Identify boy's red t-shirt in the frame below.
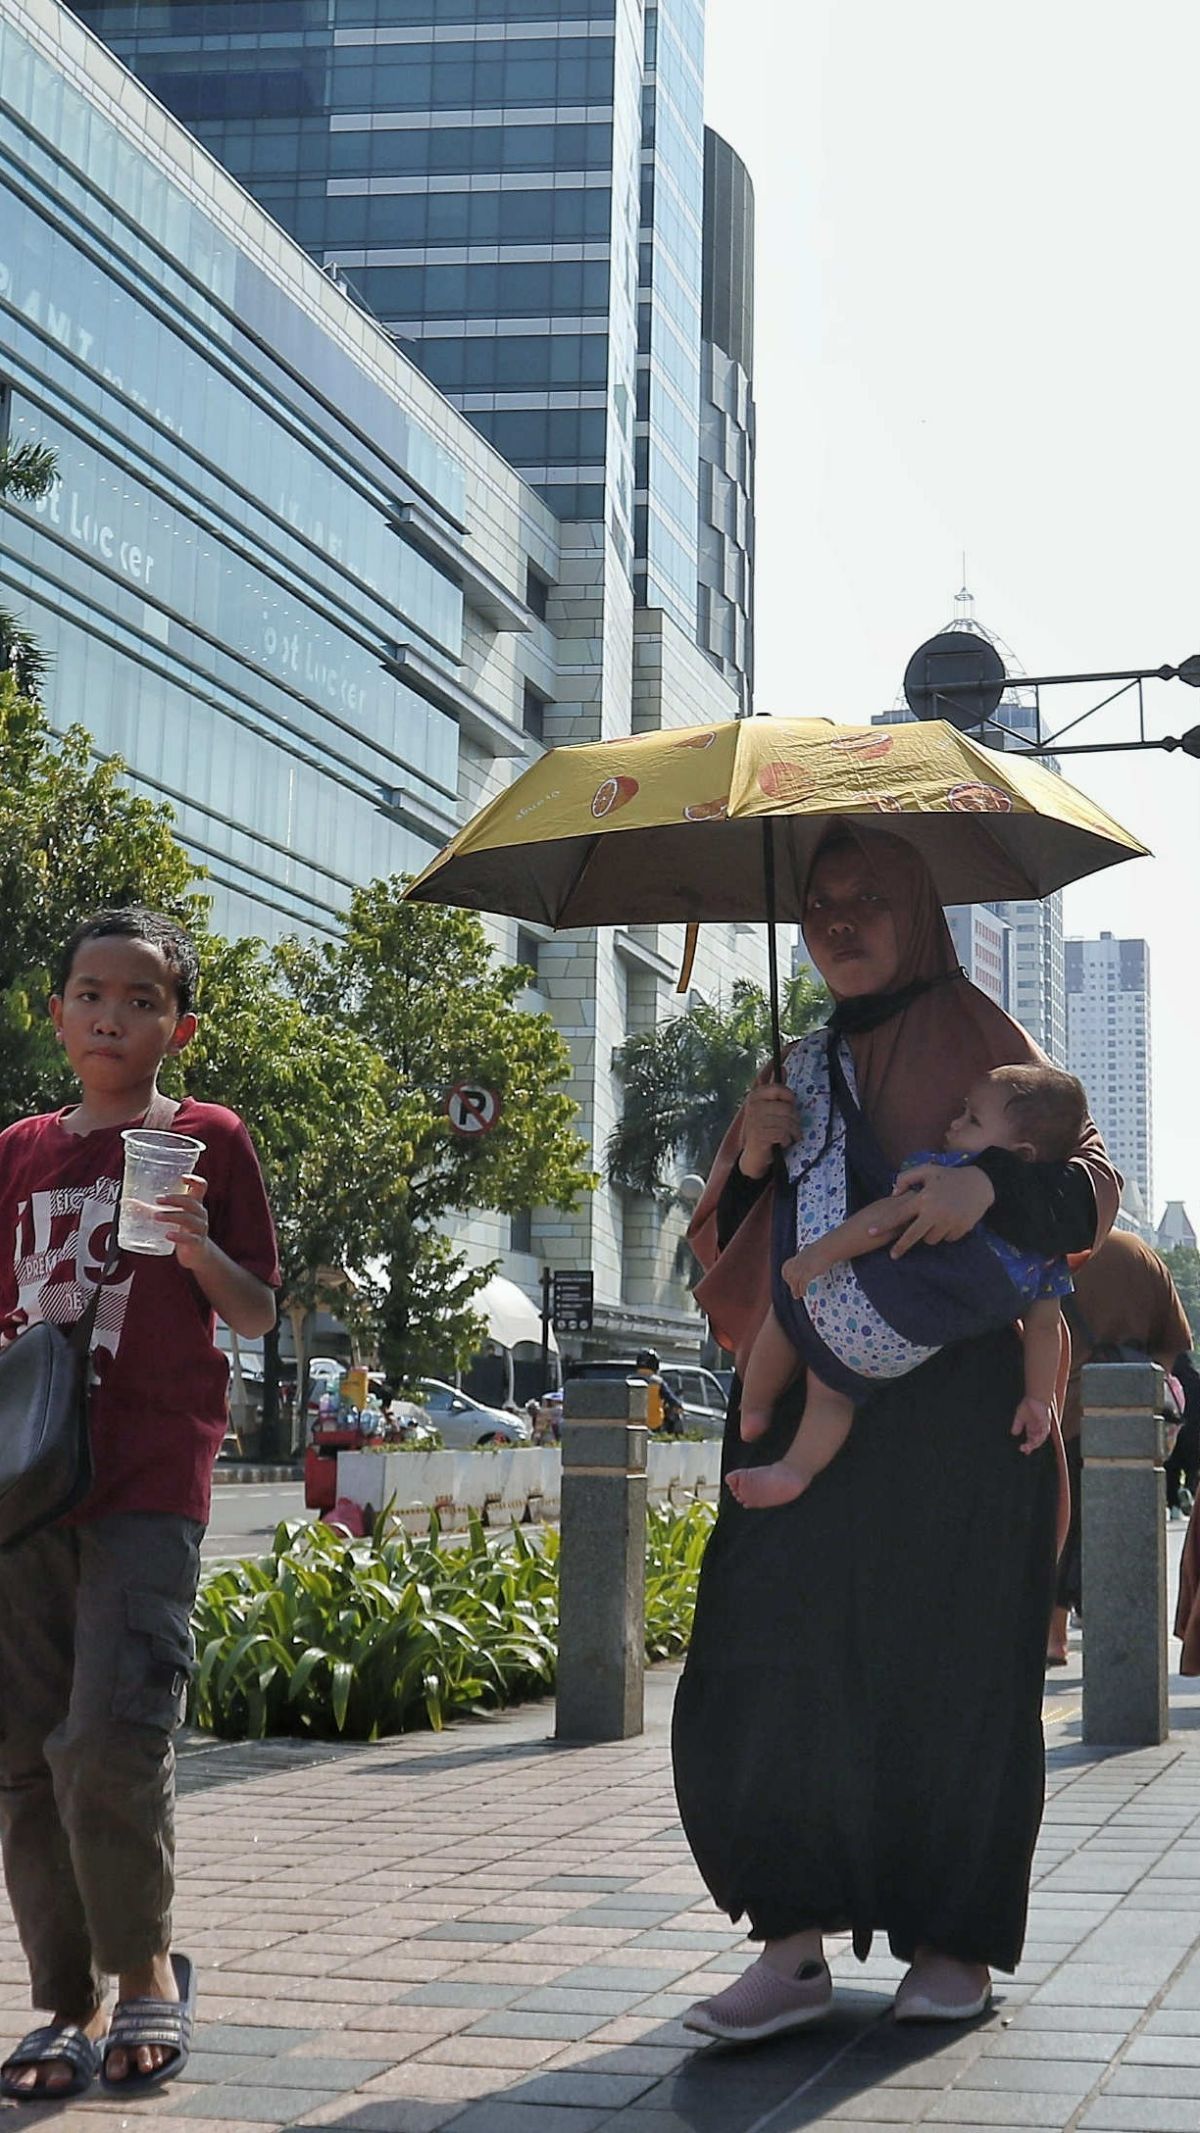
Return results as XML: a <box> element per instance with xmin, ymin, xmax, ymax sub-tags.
<box><xmin>0</xmin><ymin>1098</ymin><xmax>280</xmax><ymax>1525</ymax></box>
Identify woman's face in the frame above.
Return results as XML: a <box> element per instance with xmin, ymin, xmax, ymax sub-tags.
<box><xmin>802</xmin><ymin>846</ymin><xmax>903</xmax><ymax>999</ymax></box>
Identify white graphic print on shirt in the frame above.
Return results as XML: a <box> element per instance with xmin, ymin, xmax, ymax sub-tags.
<box><xmin>12</xmin><ymin>1176</ymin><xmax>134</xmax><ymax>1374</ymax></box>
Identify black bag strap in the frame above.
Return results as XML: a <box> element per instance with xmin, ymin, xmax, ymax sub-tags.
<box><xmin>1062</xmin><ymin>1290</ymin><xmax>1096</xmax><ymax>1355</ymax></box>
<box><xmin>64</xmin><ymin>1091</ymin><xmax>182</xmax><ymax>1360</ymax></box>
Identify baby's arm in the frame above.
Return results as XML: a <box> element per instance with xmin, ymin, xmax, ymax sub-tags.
<box><xmin>1012</xmin><ymin>1296</ymin><xmax>1062</xmax><ymax>1453</ymax></box>
<box><xmin>782</xmin><ymin>1193</ymin><xmax>913</xmax><ymax>1298</ymax></box>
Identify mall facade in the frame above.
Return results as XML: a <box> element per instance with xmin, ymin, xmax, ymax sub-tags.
<box><xmin>2</xmin><ymin>0</ymin><xmax>763</xmax><ymax>1356</ymax></box>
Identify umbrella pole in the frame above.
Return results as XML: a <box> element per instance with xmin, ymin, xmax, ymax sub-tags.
<box><xmin>763</xmin><ymin>819</ymin><xmax>784</xmax><ymax>1083</ymax></box>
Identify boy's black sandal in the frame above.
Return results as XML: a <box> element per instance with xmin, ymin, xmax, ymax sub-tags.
<box><xmin>100</xmin><ymin>1952</ymin><xmax>196</xmax><ymax>2093</ymax></box>
<box><xmin>0</xmin><ymin>2023</ymin><xmax>106</xmax><ymax>2099</ymax></box>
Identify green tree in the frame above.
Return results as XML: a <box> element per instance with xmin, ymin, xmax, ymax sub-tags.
<box><xmin>278</xmin><ymin>881</ymin><xmax>596</xmax><ymax>1384</ymax></box>
<box><xmin>1</xmin><ymin>439</ymin><xmax>58</xmax><ymax>696</ymax></box>
<box><xmin>0</xmin><ymin>438</ymin><xmax>58</xmax><ymax>501</ymax></box>
<box><xmin>0</xmin><ymin>678</ymin><xmax>204</xmax><ymax>1129</ymax></box>
<box><xmin>178</xmin><ymin>931</ymin><xmax>421</xmax><ymax>1452</ymax></box>
<box><xmin>607</xmin><ymin>970</ymin><xmax>831</xmax><ymax>1196</ymax></box>
<box><xmin>1162</xmin><ymin>1245</ymin><xmax>1200</xmax><ymax>1334</ymax></box>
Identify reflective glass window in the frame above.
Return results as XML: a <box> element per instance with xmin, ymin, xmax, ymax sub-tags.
<box><xmin>497</xmin><ymin>262</ymin><xmax>553</xmax><ymax>312</ymax></box>
<box><xmin>501</xmin><ymin>125</ymin><xmax>555</xmax><ymax>171</ymax></box>
<box><xmin>467</xmin><ymin>192</ymin><xmax>501</xmax><ymax>242</ymax></box>
<box><xmin>427</xmin><ymin>193</ymin><xmax>470</xmax><ymax>242</ymax></box>
<box><xmin>424</xmin><ymin>62</ymin><xmax>469</xmax><ymax>107</ymax></box>
<box><xmin>499</xmin><ymin>192</ymin><xmax>555</xmax><ymax>243</ymax></box>
<box><xmin>416</xmin><ymin>340</ymin><xmax>465</xmax><ymax>391</ymax></box>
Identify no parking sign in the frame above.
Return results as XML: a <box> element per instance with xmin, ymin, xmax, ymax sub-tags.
<box><xmin>444</xmin><ymin>1081</ymin><xmax>503</xmax><ymax>1138</ymax></box>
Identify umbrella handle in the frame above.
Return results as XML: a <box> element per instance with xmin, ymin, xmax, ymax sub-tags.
<box><xmin>763</xmin><ymin>820</ymin><xmax>784</xmax><ymax>1083</ymax></box>
<box><xmin>676</xmin><ymin>921</ymin><xmax>700</xmax><ymax>994</ymax></box>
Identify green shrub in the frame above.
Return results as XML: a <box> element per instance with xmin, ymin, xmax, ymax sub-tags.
<box><xmin>643</xmin><ymin>1500</ymin><xmax>715</xmax><ymax>1660</ymax></box>
<box><xmin>191</xmin><ymin>1499</ymin><xmax>716</xmax><ymax>1741</ymax></box>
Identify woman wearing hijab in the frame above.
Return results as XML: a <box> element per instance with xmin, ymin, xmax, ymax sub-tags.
<box><xmin>673</xmin><ymin>824</ymin><xmax>1118</xmax><ymax>2043</ymax></box>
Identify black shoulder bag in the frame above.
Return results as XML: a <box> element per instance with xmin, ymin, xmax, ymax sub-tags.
<box><xmin>0</xmin><ymin>1094</ymin><xmax>178</xmax><ymax>1552</ymax></box>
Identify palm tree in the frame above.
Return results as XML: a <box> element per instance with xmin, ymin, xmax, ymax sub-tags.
<box><xmin>0</xmin><ymin>440</ymin><xmax>59</xmax><ymax>502</ymax></box>
<box><xmin>607</xmin><ymin>971</ymin><xmax>830</xmax><ymax>1196</ymax></box>
<box><xmin>0</xmin><ymin>439</ymin><xmax>57</xmax><ymax>697</ymax></box>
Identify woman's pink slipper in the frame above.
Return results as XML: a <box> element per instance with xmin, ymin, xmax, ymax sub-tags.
<box><xmin>683</xmin><ymin>1957</ymin><xmax>832</xmax><ymax>2044</ymax></box>
<box><xmin>893</xmin><ymin>1960</ymin><xmax>992</xmax><ymax>2023</ymax></box>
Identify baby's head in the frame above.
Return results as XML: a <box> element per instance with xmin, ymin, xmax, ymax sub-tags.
<box><xmin>944</xmin><ymin>1064</ymin><xmax>1087</xmax><ymax>1164</ymax></box>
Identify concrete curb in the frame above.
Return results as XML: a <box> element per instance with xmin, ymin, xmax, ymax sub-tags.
<box><xmin>212</xmin><ymin>1463</ymin><xmax>302</xmax><ymax>1485</ymax></box>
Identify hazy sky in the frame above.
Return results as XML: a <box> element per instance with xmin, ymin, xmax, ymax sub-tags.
<box><xmin>704</xmin><ymin>0</ymin><xmax>1200</xmax><ymax>1236</ymax></box>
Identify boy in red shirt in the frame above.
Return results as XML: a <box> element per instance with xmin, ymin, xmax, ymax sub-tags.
<box><xmin>0</xmin><ymin>908</ymin><xmax>278</xmax><ymax>2100</ymax></box>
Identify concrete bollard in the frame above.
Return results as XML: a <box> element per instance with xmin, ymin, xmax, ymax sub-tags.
<box><xmin>555</xmin><ymin>1378</ymin><xmax>649</xmax><ymax>1742</ymax></box>
<box><xmin>1081</xmin><ymin>1360</ymin><xmax>1168</xmax><ymax>1748</ymax></box>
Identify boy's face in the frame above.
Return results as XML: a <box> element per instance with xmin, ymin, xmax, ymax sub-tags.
<box><xmin>50</xmin><ymin>934</ymin><xmax>196</xmax><ymax>1092</ymax></box>
<box><xmin>944</xmin><ymin>1076</ymin><xmax>1025</xmax><ymax>1159</ymax></box>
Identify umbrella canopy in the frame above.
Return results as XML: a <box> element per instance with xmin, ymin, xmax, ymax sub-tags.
<box><xmin>405</xmin><ymin>716</ymin><xmax>1149</xmax><ymax>927</ymax></box>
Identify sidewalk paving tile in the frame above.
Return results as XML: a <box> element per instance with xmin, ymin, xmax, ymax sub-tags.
<box><xmin>184</xmin><ymin>2052</ymin><xmax>386</xmax><ymax>2087</ymax></box>
<box><xmin>6</xmin><ymin>1666</ymin><xmax>1200</xmax><ymax>2133</ymax></box>
<box><xmin>1105</xmin><ymin>2063</ymin><xmax>1200</xmax><ymax>2096</ymax></box>
<box><xmin>399</xmin><ymin>1980</ymin><xmax>522</xmax><ymax>2008</ymax></box>
<box><xmin>510</xmin><ymin>1987</ymin><xmax>652</xmax><ymax>2016</ymax></box>
<box><xmin>987</xmin><ymin>2030</ymin><xmax>1128</xmax><ymax>2061</ymax></box>
<box><xmin>419</xmin><ymin>2034</ymin><xmax>565</xmax><ymax>2068</ymax></box>
<box><xmin>465</xmin><ymin>2010</ymin><xmax>604</xmax><ymax>2040</ymax></box>
<box><xmin>950</xmin><ymin>2057</ymin><xmax>1106</xmax><ymax>2095</ymax></box>
<box><xmin>433</xmin><ymin>2106</ymin><xmax>611</xmax><ymax>2133</ymax></box>
<box><xmin>294</xmin><ymin>2103</ymin><xmax>458</xmax><ymax>2131</ymax></box>
<box><xmin>175</xmin><ymin>2084</ymin><xmax>345</xmax><ymax>2119</ymax></box>
<box><xmin>924</xmin><ymin>2094</ymin><xmax>1097</xmax><ymax>2124</ymax></box>
<box><xmin>1125</xmin><ymin>2032</ymin><xmax>1200</xmax><ymax>2063</ymax></box>
<box><xmin>1080</xmin><ymin>2105</ymin><xmax>1200</xmax><ymax>2131</ymax></box>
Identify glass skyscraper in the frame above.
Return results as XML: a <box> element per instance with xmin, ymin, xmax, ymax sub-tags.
<box><xmin>26</xmin><ymin>0</ymin><xmax>765</xmax><ymax>1352</ymax></box>
<box><xmin>1</xmin><ymin>0</ymin><xmax>555</xmax><ymax>948</ymax></box>
<box><xmin>67</xmin><ymin>0</ymin><xmax>751</xmax><ymax>703</ymax></box>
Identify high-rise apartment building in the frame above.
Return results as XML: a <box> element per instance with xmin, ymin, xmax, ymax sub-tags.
<box><xmin>37</xmin><ymin>0</ymin><xmax>765</xmax><ymax>1360</ymax></box>
<box><xmin>1066</xmin><ymin>933</ymin><xmax>1152</xmax><ymax>1228</ymax></box>
<box><xmin>876</xmin><ymin>586</ymin><xmax>1067</xmax><ymax>1064</ymax></box>
<box><xmin>696</xmin><ymin>126</ymin><xmax>754</xmax><ymax>707</ymax></box>
<box><xmin>945</xmin><ymin>906</ymin><xmax>1011</xmax><ymax>1012</ymax></box>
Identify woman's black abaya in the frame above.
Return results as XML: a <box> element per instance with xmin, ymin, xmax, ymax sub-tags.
<box><xmin>671</xmin><ymin>1324</ymin><xmax>1059</xmax><ymax>1973</ymax></box>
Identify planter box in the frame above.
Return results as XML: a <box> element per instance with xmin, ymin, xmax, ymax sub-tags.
<box><xmin>336</xmin><ymin>1442</ymin><xmax>719</xmax><ymax>1524</ymax></box>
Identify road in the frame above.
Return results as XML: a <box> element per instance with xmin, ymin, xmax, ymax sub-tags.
<box><xmin>203</xmin><ymin>1479</ymin><xmax>308</xmax><ymax>1564</ymax></box>
<box><xmin>201</xmin><ymin>1477</ymin><xmax>552</xmax><ymax>1567</ymax></box>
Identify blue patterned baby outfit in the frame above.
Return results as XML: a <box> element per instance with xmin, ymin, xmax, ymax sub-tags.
<box><xmin>898</xmin><ymin>1151</ymin><xmax>1073</xmax><ymax>1308</ymax></box>
<box><xmin>776</xmin><ymin>1033</ymin><xmax>1069</xmax><ymax>1398</ymax></box>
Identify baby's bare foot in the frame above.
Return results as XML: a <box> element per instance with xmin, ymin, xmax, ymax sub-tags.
<box><xmin>727</xmin><ymin>1462</ymin><xmax>811</xmax><ymax>1509</ymax></box>
<box><xmin>739</xmin><ymin>1406</ymin><xmax>772</xmax><ymax>1442</ymax></box>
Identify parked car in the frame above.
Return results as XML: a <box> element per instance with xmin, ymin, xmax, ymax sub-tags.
<box><xmin>564</xmin><ymin>1358</ymin><xmax>726</xmax><ymax>1439</ymax></box>
<box><xmin>565</xmin><ymin>1357</ymin><xmax>678</xmax><ymax>1431</ymax></box>
<box><xmin>415</xmin><ymin>1379</ymin><xmax>533</xmax><ymax>1449</ymax></box>
<box><xmin>661</xmin><ymin>1365</ymin><xmax>729</xmax><ymax>1438</ymax></box>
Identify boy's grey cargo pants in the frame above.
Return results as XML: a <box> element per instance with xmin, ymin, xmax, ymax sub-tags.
<box><xmin>0</xmin><ymin>1512</ymin><xmax>201</xmax><ymax>2019</ymax></box>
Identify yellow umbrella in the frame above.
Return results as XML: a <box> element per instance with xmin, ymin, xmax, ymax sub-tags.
<box><xmin>407</xmin><ymin>715</ymin><xmax>1148</xmax><ymax>1073</ymax></box>
<box><xmin>406</xmin><ymin>715</ymin><xmax>1148</xmax><ymax>927</ymax></box>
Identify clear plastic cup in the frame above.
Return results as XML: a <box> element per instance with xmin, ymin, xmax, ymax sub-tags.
<box><xmin>118</xmin><ymin>1129</ymin><xmax>206</xmax><ymax>1256</ymax></box>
